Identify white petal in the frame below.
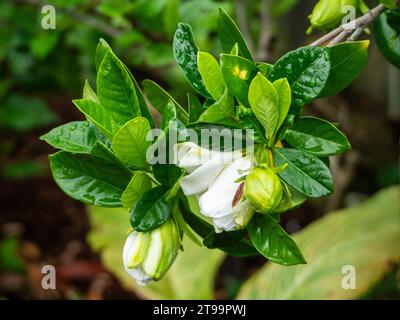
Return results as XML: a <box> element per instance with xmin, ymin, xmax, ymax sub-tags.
<box><xmin>180</xmin><ymin>160</ymin><xmax>226</xmax><ymax>196</ymax></box>
<box><xmin>122</xmin><ymin>232</ymin><xmax>153</xmax><ymax>285</ymax></box>
<box><xmin>212</xmin><ymin>215</ymin><xmax>237</xmax><ymax>233</ymax></box>
<box><xmin>199</xmin><ymin>156</ymin><xmax>252</xmax><ymax>218</ymax></box>
<box><xmin>175</xmin><ymin>142</ymin><xmax>242</xmax><ymax>173</ymax></box>
<box><xmin>178</xmin><ymin>146</ymin><xmax>214</xmax><ymax>173</ymax></box>
<box><xmin>122</xmin><ymin>232</ymin><xmax>137</xmax><ymax>266</ymax></box>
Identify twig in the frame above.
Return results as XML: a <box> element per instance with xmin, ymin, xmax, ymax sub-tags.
<box><xmin>310</xmin><ymin>4</ymin><xmax>386</xmax><ymax>46</ymax></box>
<box><xmin>234</xmin><ymin>0</ymin><xmax>254</xmax><ymax>52</ymax></box>
<box><xmin>256</xmin><ymin>0</ymin><xmax>272</xmax><ymax>61</ymax></box>
<box><xmin>347</xmin><ymin>26</ymin><xmax>364</xmax><ymax>42</ymax></box>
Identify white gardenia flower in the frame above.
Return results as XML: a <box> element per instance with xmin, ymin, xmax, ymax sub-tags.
<box><xmin>122</xmin><ymin>218</ymin><xmax>181</xmax><ymax>286</ymax></box>
<box><xmin>175</xmin><ymin>142</ymin><xmax>254</xmax><ymax>233</ymax></box>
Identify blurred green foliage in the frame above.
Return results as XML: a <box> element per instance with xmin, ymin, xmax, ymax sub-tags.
<box><xmin>0</xmin><ymin>236</ymin><xmax>25</xmax><ymax>274</ymax></box>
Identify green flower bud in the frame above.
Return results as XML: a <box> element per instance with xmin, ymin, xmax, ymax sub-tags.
<box><xmin>244</xmin><ymin>167</ymin><xmax>283</xmax><ymax>213</ymax></box>
<box><xmin>309</xmin><ymin>0</ymin><xmax>358</xmax><ymax>30</ymax></box>
<box><xmin>123</xmin><ymin>218</ymin><xmax>181</xmax><ymax>285</ymax></box>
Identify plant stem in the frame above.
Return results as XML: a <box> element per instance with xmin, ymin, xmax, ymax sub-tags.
<box><xmin>310</xmin><ymin>4</ymin><xmax>386</xmax><ymax>46</ymax></box>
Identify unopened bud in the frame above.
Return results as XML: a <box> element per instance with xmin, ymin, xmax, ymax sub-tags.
<box><xmin>123</xmin><ymin>218</ymin><xmax>181</xmax><ymax>285</ymax></box>
<box><xmin>309</xmin><ymin>0</ymin><xmax>357</xmax><ymax>31</ymax></box>
<box><xmin>244</xmin><ymin>167</ymin><xmax>283</xmax><ymax>213</ymax></box>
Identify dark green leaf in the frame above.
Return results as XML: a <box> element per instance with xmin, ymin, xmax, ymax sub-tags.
<box><xmin>73</xmin><ymin>99</ymin><xmax>117</xmax><ymax>140</ymax></box>
<box><xmin>248</xmin><ymin>214</ymin><xmax>306</xmax><ymax>265</ymax></box>
<box><xmin>49</xmin><ymin>151</ymin><xmax>131</xmax><ymax>207</ymax></box>
<box><xmin>153</xmin><ymin>163</ymin><xmax>183</xmax><ymax>187</ymax></box>
<box><xmin>218</xmin><ymin>8</ymin><xmax>253</xmax><ymax>61</ymax></box>
<box><xmin>91</xmin><ymin>141</ymin><xmax>131</xmax><ymax>173</ymax></box>
<box><xmin>121</xmin><ymin>172</ymin><xmax>152</xmax><ymax>210</ymax></box>
<box><xmin>111</xmin><ymin>117</ymin><xmax>152</xmax><ymax>170</ymax></box>
<box><xmin>188</xmin><ymin>93</ymin><xmax>204</xmax><ymax>123</ymax></box>
<box><xmin>97</xmin><ymin>51</ymin><xmax>140</xmax><ymax>126</ymax></box>
<box><xmin>130</xmin><ymin>186</ymin><xmax>173</xmax><ymax>232</ymax></box>
<box><xmin>284</xmin><ymin>116</ymin><xmax>351</xmax><ymax>156</ymax></box>
<box><xmin>173</xmin><ymin>23</ymin><xmax>211</xmax><ymax>98</ymax></box>
<box><xmin>272</xmin><ymin>148</ymin><xmax>333</xmax><ymax>197</ymax></box>
<box><xmin>161</xmin><ymin>100</ymin><xmax>177</xmax><ymax>131</ymax></box>
<box><xmin>320</xmin><ymin>41</ymin><xmax>369</xmax><ymax>97</ymax></box>
<box><xmin>203</xmin><ymin>230</ymin><xmax>259</xmax><ymax>257</ymax></box>
<box><xmin>40</xmin><ymin>121</ymin><xmax>99</xmax><ymax>153</ymax></box>
<box><xmin>124</xmin><ymin>65</ymin><xmax>156</xmax><ymax>128</ymax></box>
<box><xmin>220</xmin><ymin>54</ymin><xmax>257</xmax><ymax>107</ymax></box>
<box><xmin>269</xmin><ymin>46</ymin><xmax>330</xmax><ymax>107</ymax></box>
<box><xmin>94</xmin><ymin>39</ymin><xmax>155</xmax><ymax>128</ymax></box>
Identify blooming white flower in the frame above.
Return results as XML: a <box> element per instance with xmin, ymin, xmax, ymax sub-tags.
<box><xmin>175</xmin><ymin>142</ymin><xmax>254</xmax><ymax>233</ymax></box>
<box><xmin>122</xmin><ymin>218</ymin><xmax>181</xmax><ymax>286</ymax></box>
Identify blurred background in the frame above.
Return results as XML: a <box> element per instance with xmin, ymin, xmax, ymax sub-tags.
<box><xmin>0</xmin><ymin>0</ymin><xmax>399</xmax><ymax>300</ymax></box>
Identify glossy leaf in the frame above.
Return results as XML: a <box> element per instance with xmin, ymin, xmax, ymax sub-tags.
<box><xmin>111</xmin><ymin>117</ymin><xmax>152</xmax><ymax>170</ymax></box>
<box><xmin>248</xmin><ymin>214</ymin><xmax>306</xmax><ymax>265</ymax></box>
<box><xmin>173</xmin><ymin>23</ymin><xmax>210</xmax><ymax>98</ymax></box>
<box><xmin>83</xmin><ymin>80</ymin><xmax>99</xmax><ymax>103</ymax></box>
<box><xmin>275</xmin><ymin>185</ymin><xmax>307</xmax><ymax>214</ymax></box>
<box><xmin>218</xmin><ymin>8</ymin><xmax>253</xmax><ymax>61</ymax></box>
<box><xmin>238</xmin><ymin>187</ymin><xmax>400</xmax><ymax>299</ymax></box>
<box><xmin>257</xmin><ymin>62</ymin><xmax>274</xmax><ymax>76</ymax></box>
<box><xmin>160</xmin><ymin>100</ymin><xmax>177</xmax><ymax>131</ymax></box>
<box><xmin>142</xmin><ymin>79</ymin><xmax>188</xmax><ymax>124</ymax></box>
<box><xmin>121</xmin><ymin>172</ymin><xmax>152</xmax><ymax>210</ymax></box>
<box><xmin>123</xmin><ymin>65</ymin><xmax>156</xmax><ymax>128</ymax></box>
<box><xmin>91</xmin><ymin>141</ymin><xmax>130</xmax><ymax>172</ymax></box>
<box><xmin>284</xmin><ymin>116</ymin><xmax>351</xmax><ymax>156</ymax></box>
<box><xmin>273</xmin><ymin>148</ymin><xmax>333</xmax><ymax>197</ymax></box>
<box><xmin>220</xmin><ymin>54</ymin><xmax>257</xmax><ymax>107</ymax></box>
<box><xmin>130</xmin><ymin>186</ymin><xmax>173</xmax><ymax>232</ymax></box>
<box><xmin>197</xmin><ymin>51</ymin><xmax>225</xmax><ymax>101</ymax></box>
<box><xmin>95</xmin><ymin>38</ymin><xmax>111</xmax><ymax>71</ymax></box>
<box><xmin>72</xmin><ymin>99</ymin><xmax>117</xmax><ymax>140</ymax></box>
<box><xmin>197</xmin><ymin>88</ymin><xmax>239</xmax><ymax>127</ymax></box>
<box><xmin>375</xmin><ymin>11</ymin><xmax>400</xmax><ymax>68</ymax></box>
<box><xmin>273</xmin><ymin>78</ymin><xmax>291</xmax><ymax>135</ymax></box>
<box><xmin>49</xmin><ymin>151</ymin><xmax>131</xmax><ymax>207</ymax></box>
<box><xmin>153</xmin><ymin>163</ymin><xmax>183</xmax><ymax>188</ymax></box>
<box><xmin>320</xmin><ymin>41</ymin><xmax>369</xmax><ymax>97</ymax></box>
<box><xmin>269</xmin><ymin>46</ymin><xmax>330</xmax><ymax>107</ymax></box>
<box><xmin>40</xmin><ymin>121</ymin><xmax>99</xmax><ymax>154</ymax></box>
<box><xmin>187</xmin><ymin>93</ymin><xmax>204</xmax><ymax>123</ymax></box>
<box><xmin>204</xmin><ymin>230</ymin><xmax>259</xmax><ymax>257</ymax></box>
<box><xmin>97</xmin><ymin>51</ymin><xmax>140</xmax><ymax>126</ymax></box>
<box><xmin>248</xmin><ymin>73</ymin><xmax>279</xmax><ymax>141</ymax></box>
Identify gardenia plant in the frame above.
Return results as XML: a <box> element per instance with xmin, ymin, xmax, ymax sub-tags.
<box><xmin>41</xmin><ymin>8</ymin><xmax>373</xmax><ymax>285</ymax></box>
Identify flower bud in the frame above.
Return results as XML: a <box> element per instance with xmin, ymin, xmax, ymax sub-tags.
<box><xmin>122</xmin><ymin>218</ymin><xmax>181</xmax><ymax>286</ymax></box>
<box><xmin>309</xmin><ymin>0</ymin><xmax>358</xmax><ymax>30</ymax></box>
<box><xmin>244</xmin><ymin>167</ymin><xmax>283</xmax><ymax>213</ymax></box>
